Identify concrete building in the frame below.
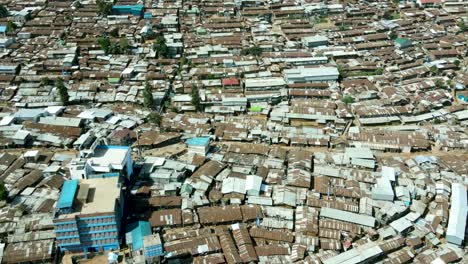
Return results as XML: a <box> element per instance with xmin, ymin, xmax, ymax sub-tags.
<box><xmin>126</xmin><ymin>222</ymin><xmax>164</xmax><ymax>263</ymax></box>
<box><xmin>70</xmin><ymin>145</ymin><xmax>133</xmax><ymax>180</ymax></box>
<box><xmin>302</xmin><ymin>35</ymin><xmax>329</xmax><ymax>48</ymax></box>
<box><xmin>53</xmin><ymin>177</ymin><xmax>123</xmax><ymax>254</ymax></box>
<box><xmin>143</xmin><ymin>234</ymin><xmax>164</xmax><ymax>262</ymax></box>
<box><xmin>186</xmin><ymin>137</ymin><xmax>210</xmax><ymax>156</ymax></box>
<box><xmin>244</xmin><ymin>77</ymin><xmax>286</xmax><ymax>91</ymax></box>
<box><xmin>126</xmin><ymin>221</ymin><xmax>151</xmax><ymax>254</ymax></box>
<box><xmin>446</xmin><ymin>183</ymin><xmax>467</xmax><ymax>246</ymax></box>
<box><xmin>245</xmin><ymin>175</ymin><xmax>262</xmax><ymax>196</ymax></box>
<box><xmin>284</xmin><ymin>67</ymin><xmax>339</xmax><ymax>83</ymax></box>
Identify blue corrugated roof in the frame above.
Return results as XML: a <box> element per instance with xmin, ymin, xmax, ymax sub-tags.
<box><xmin>57</xmin><ymin>180</ymin><xmax>79</xmax><ymax>209</ymax></box>
<box><xmin>0</xmin><ymin>26</ymin><xmax>6</xmax><ymax>33</ymax></box>
<box><xmin>113</xmin><ymin>4</ymin><xmax>144</xmax><ymax>9</ymax></box>
<box><xmin>186</xmin><ymin>137</ymin><xmax>210</xmax><ymax>146</ymax></box>
<box><xmin>127</xmin><ymin>221</ymin><xmax>151</xmax><ymax>251</ymax></box>
<box><xmin>96</xmin><ymin>145</ymin><xmax>130</xmax><ymax>150</ymax></box>
<box><xmin>112</xmin><ymin>4</ymin><xmax>144</xmax><ymax>15</ymax></box>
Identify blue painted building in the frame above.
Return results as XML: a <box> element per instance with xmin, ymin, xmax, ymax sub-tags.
<box><xmin>112</xmin><ymin>4</ymin><xmax>144</xmax><ymax>17</ymax></box>
<box><xmin>458</xmin><ymin>95</ymin><xmax>468</xmax><ymax>102</ymax></box>
<box><xmin>126</xmin><ymin>221</ymin><xmax>164</xmax><ymax>262</ymax></box>
<box><xmin>186</xmin><ymin>137</ymin><xmax>210</xmax><ymax>146</ymax></box>
<box><xmin>143</xmin><ymin>12</ymin><xmax>152</xmax><ymax>19</ymax></box>
<box><xmin>186</xmin><ymin>137</ymin><xmax>211</xmax><ymax>156</ymax></box>
<box><xmin>56</xmin><ymin>179</ymin><xmax>79</xmax><ymax>214</ymax></box>
<box><xmin>143</xmin><ymin>235</ymin><xmax>164</xmax><ymax>260</ymax></box>
<box><xmin>126</xmin><ymin>221</ymin><xmax>151</xmax><ymax>252</ymax></box>
<box><xmin>53</xmin><ymin>177</ymin><xmax>123</xmax><ymax>254</ymax></box>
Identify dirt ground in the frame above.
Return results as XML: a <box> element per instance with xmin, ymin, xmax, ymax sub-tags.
<box><xmin>140</xmin><ymin>142</ymin><xmax>187</xmax><ymax>158</ymax></box>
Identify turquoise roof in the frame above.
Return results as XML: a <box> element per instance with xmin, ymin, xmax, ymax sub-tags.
<box><xmin>395</xmin><ymin>38</ymin><xmax>412</xmax><ymax>47</ymax></box>
<box><xmin>127</xmin><ymin>221</ymin><xmax>151</xmax><ymax>251</ymax></box>
<box><xmin>112</xmin><ymin>4</ymin><xmax>144</xmax><ymax>16</ymax></box>
<box><xmin>113</xmin><ymin>4</ymin><xmax>144</xmax><ymax>9</ymax></box>
<box><xmin>186</xmin><ymin>137</ymin><xmax>210</xmax><ymax>146</ymax></box>
<box><xmin>181</xmin><ymin>183</ymin><xmax>193</xmax><ymax>194</ymax></box>
<box><xmin>57</xmin><ymin>180</ymin><xmax>79</xmax><ymax>209</ymax></box>
<box><xmin>144</xmin><ymin>12</ymin><xmax>152</xmax><ymax>19</ymax></box>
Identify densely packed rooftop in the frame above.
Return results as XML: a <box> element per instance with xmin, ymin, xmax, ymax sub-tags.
<box><xmin>0</xmin><ymin>0</ymin><xmax>466</xmax><ymax>263</ymax></box>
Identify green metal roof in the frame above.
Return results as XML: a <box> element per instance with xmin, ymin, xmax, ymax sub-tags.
<box><xmin>394</xmin><ymin>38</ymin><xmax>412</xmax><ymax>47</ymax></box>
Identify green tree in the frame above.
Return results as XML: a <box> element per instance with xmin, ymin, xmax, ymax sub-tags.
<box><xmin>205</xmin><ymin>73</ymin><xmax>217</xmax><ymax>80</ymax></box>
<box><xmin>119</xmin><ymin>38</ymin><xmax>130</xmax><ymax>54</ymax></box>
<box><xmin>143</xmin><ymin>81</ymin><xmax>155</xmax><ymax>109</ymax></box>
<box><xmin>191</xmin><ymin>85</ymin><xmax>201</xmax><ymax>111</ymax></box>
<box><xmin>6</xmin><ymin>21</ymin><xmax>16</xmax><ymax>33</ymax></box>
<box><xmin>342</xmin><ymin>95</ymin><xmax>354</xmax><ymax>104</ymax></box>
<box><xmin>98</xmin><ymin>36</ymin><xmax>130</xmax><ymax>54</ymax></box>
<box><xmin>73</xmin><ymin>1</ymin><xmax>83</xmax><ymax>8</ymax></box>
<box><xmin>434</xmin><ymin>79</ymin><xmax>444</xmax><ymax>89</ymax></box>
<box><xmin>153</xmin><ymin>35</ymin><xmax>169</xmax><ymax>58</ymax></box>
<box><xmin>56</xmin><ymin>78</ymin><xmax>69</xmax><ymax>105</ymax></box>
<box><xmin>457</xmin><ymin>21</ymin><xmax>467</xmax><ymax>33</ymax></box>
<box><xmin>41</xmin><ymin>77</ymin><xmax>51</xmax><ymax>86</ymax></box>
<box><xmin>0</xmin><ymin>183</ymin><xmax>8</xmax><ymax>201</ymax></box>
<box><xmin>147</xmin><ymin>112</ymin><xmax>162</xmax><ymax>127</ymax></box>
<box><xmin>169</xmin><ymin>105</ymin><xmax>179</xmax><ymax>113</ymax></box>
<box><xmin>383</xmin><ymin>11</ymin><xmax>392</xmax><ymax>20</ymax></box>
<box><xmin>338</xmin><ymin>24</ymin><xmax>349</xmax><ymax>31</ymax></box>
<box><xmin>142</xmin><ymin>30</ymin><xmax>157</xmax><ymax>42</ymax></box>
<box><xmin>240</xmin><ymin>46</ymin><xmax>262</xmax><ymax>56</ymax></box>
<box><xmin>108</xmin><ymin>42</ymin><xmax>121</xmax><ymax>54</ymax></box>
<box><xmin>96</xmin><ymin>0</ymin><xmax>113</xmax><ymax>16</ymax></box>
<box><xmin>0</xmin><ymin>5</ymin><xmax>8</xmax><ymax>18</ymax></box>
<box><xmin>179</xmin><ymin>57</ymin><xmax>189</xmax><ymax>66</ymax></box>
<box><xmin>337</xmin><ymin>64</ymin><xmax>347</xmax><ymax>80</ymax></box>
<box><xmin>430</xmin><ymin>65</ymin><xmax>439</xmax><ymax>75</ymax></box>
<box><xmin>98</xmin><ymin>35</ymin><xmax>111</xmax><ymax>54</ymax></box>
<box><xmin>453</xmin><ymin>60</ymin><xmax>460</xmax><ymax>67</ymax></box>
<box><xmin>446</xmin><ymin>80</ymin><xmax>453</xmax><ymax>88</ymax></box>
<box><xmin>109</xmin><ymin>27</ymin><xmax>119</xmax><ymax>38</ymax></box>
<box><xmin>314</xmin><ymin>16</ymin><xmax>327</xmax><ymax>24</ymax></box>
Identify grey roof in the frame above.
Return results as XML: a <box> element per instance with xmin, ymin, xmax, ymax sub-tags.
<box><xmin>446</xmin><ymin>183</ymin><xmax>467</xmax><ymax>245</ymax></box>
<box><xmin>302</xmin><ymin>35</ymin><xmax>328</xmax><ymax>42</ymax></box>
<box><xmin>13</xmin><ymin>109</ymin><xmax>46</xmax><ymax>119</ymax></box>
<box><xmin>323</xmin><ymin>242</ymin><xmax>382</xmax><ymax>264</ymax></box>
<box><xmin>372</xmin><ymin>178</ymin><xmax>394</xmax><ymax>201</ymax></box>
<box><xmin>78</xmin><ymin>108</ymin><xmax>113</xmax><ymax>119</ymax></box>
<box><xmin>39</xmin><ymin>116</ymin><xmax>82</xmax><ymax>127</ymax></box>
<box><xmin>245</xmin><ymin>77</ymin><xmax>286</xmax><ymax>88</ymax></box>
<box><xmin>320</xmin><ymin>208</ymin><xmax>376</xmax><ymax>227</ymax></box>
<box><xmin>12</xmin><ymin>130</ymin><xmax>30</xmax><ymax>140</ymax></box>
<box><xmin>345</xmin><ymin>147</ymin><xmax>374</xmax><ymax>160</ymax></box>
<box><xmin>389</xmin><ymin>217</ymin><xmax>412</xmax><ymax>233</ymax></box>
<box><xmin>284</xmin><ymin>67</ymin><xmax>339</xmax><ymax>82</ymax></box>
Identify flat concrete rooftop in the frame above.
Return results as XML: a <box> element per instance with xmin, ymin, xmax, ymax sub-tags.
<box><xmin>58</xmin><ymin>177</ymin><xmax>120</xmax><ymax>218</ymax></box>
